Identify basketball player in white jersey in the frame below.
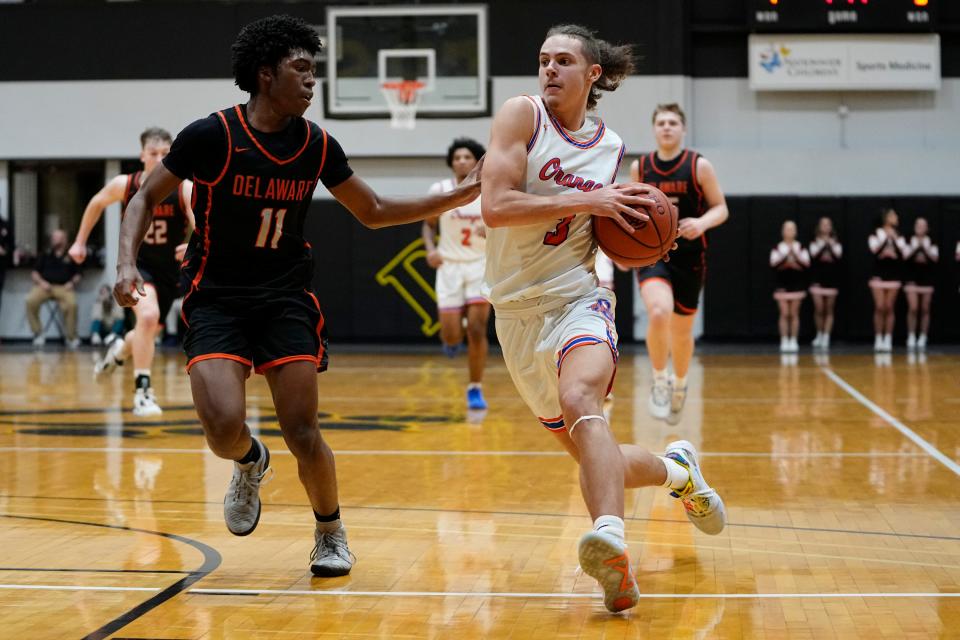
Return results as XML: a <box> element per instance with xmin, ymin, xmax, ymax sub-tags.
<box><xmin>422</xmin><ymin>138</ymin><xmax>490</xmax><ymax>410</ymax></box>
<box><xmin>482</xmin><ymin>24</ymin><xmax>726</xmax><ymax>613</ymax></box>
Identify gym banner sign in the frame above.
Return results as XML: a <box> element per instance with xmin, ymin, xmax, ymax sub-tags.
<box><xmin>749</xmin><ymin>34</ymin><xmax>940</xmax><ymax>91</ymax></box>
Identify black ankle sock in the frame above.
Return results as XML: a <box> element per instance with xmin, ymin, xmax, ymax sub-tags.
<box><xmin>237</xmin><ymin>439</ymin><xmax>260</xmax><ymax>464</ymax></box>
<box><xmin>134</xmin><ymin>374</ymin><xmax>150</xmax><ymax>392</ymax></box>
<box><xmin>314</xmin><ymin>507</ymin><xmax>340</xmax><ymax>523</ymax></box>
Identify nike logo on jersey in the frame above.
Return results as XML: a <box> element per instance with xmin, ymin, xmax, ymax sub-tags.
<box><xmin>234</xmin><ymin>146</ymin><xmax>251</xmax><ymax>153</ymax></box>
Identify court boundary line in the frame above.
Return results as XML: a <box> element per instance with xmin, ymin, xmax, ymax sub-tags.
<box><xmin>1</xmin><ymin>583</ymin><xmax>959</xmax><ymax>599</ymax></box>
<box><xmin>821</xmin><ymin>367</ymin><xmax>960</xmax><ymax>477</ymax></box>
<box><xmin>0</xmin><ymin>446</ymin><xmax>928</xmax><ymax>458</ymax></box>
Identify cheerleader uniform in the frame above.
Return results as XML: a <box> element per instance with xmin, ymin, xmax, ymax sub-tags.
<box><xmin>808</xmin><ymin>237</ymin><xmax>842</xmax><ymax>297</ymax></box>
<box><xmin>868</xmin><ymin>228</ymin><xmax>902</xmax><ymax>289</ymax></box>
<box><xmin>770</xmin><ymin>241</ymin><xmax>810</xmax><ymax>301</ymax></box>
<box><xmin>901</xmin><ymin>235</ymin><xmax>938</xmax><ymax>294</ymax></box>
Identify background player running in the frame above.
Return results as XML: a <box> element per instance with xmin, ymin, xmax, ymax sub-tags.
<box><xmin>421</xmin><ymin>137</ymin><xmax>491</xmax><ymax>410</ymax></box>
<box><xmin>70</xmin><ymin>127</ymin><xmax>194</xmax><ymax>416</ymax></box>
<box><xmin>630</xmin><ymin>104</ymin><xmax>728</xmax><ymax>425</ymax></box>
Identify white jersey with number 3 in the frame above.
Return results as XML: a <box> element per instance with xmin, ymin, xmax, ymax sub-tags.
<box><xmin>483</xmin><ymin>95</ymin><xmax>625</xmax><ymax>307</ymax></box>
<box><xmin>429</xmin><ymin>178</ymin><xmax>485</xmax><ymax>262</ymax></box>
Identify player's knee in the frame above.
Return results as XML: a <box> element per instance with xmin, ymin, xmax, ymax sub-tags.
<box><xmin>648</xmin><ymin>303</ymin><xmax>671</xmax><ymax>326</ymax></box>
<box><xmin>465</xmin><ymin>321</ymin><xmax>486</xmax><ymax>343</ymax></box>
<box><xmin>559</xmin><ymin>382</ymin><xmax>598</xmax><ymax>418</ymax></box>
<box><xmin>197</xmin><ymin>404</ymin><xmax>245</xmax><ymax>446</ymax></box>
<box><xmin>138</xmin><ymin>306</ymin><xmax>161</xmax><ymax>329</ymax></box>
<box><xmin>283</xmin><ymin>422</ymin><xmax>322</xmax><ymax>459</ymax></box>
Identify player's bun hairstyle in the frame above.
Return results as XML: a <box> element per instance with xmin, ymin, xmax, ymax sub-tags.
<box><xmin>140</xmin><ymin>127</ymin><xmax>172</xmax><ymax>147</ymax></box>
<box><xmin>545</xmin><ymin>24</ymin><xmax>635</xmax><ymax>111</ymax></box>
<box><xmin>652</xmin><ymin>103</ymin><xmax>687</xmax><ymax>126</ymax></box>
<box><xmin>446</xmin><ymin>137</ymin><xmax>486</xmax><ymax>168</ymax></box>
<box><xmin>232</xmin><ymin>14</ymin><xmax>322</xmax><ymax>95</ymax></box>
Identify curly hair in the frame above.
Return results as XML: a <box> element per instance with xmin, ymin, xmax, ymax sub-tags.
<box><xmin>446</xmin><ymin>137</ymin><xmax>486</xmax><ymax>168</ymax></box>
<box><xmin>545</xmin><ymin>24</ymin><xmax>635</xmax><ymax>110</ymax></box>
<box><xmin>231</xmin><ymin>14</ymin><xmax>321</xmax><ymax>95</ymax></box>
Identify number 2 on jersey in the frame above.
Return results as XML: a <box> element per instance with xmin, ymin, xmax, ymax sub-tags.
<box><xmin>461</xmin><ymin>228</ymin><xmax>472</xmax><ymax>247</ymax></box>
<box><xmin>543</xmin><ymin>216</ymin><xmax>574</xmax><ymax>246</ymax></box>
<box><xmin>255</xmin><ymin>208</ymin><xmax>287</xmax><ymax>249</ymax></box>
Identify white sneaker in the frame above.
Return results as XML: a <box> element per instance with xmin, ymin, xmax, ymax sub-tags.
<box><xmin>917</xmin><ymin>334</ymin><xmax>927</xmax><ymax>350</ymax></box>
<box><xmin>32</xmin><ymin>335</ymin><xmax>45</xmax><ymax>349</ymax></box>
<box><xmin>648</xmin><ymin>376</ymin><xmax>671</xmax><ymax>421</ymax></box>
<box><xmin>310</xmin><ymin>524</ymin><xmax>355</xmax><ymax>577</ymax></box>
<box><xmin>780</xmin><ymin>337</ymin><xmax>789</xmax><ymax>353</ymax></box>
<box><xmin>788</xmin><ymin>337</ymin><xmax>799</xmax><ymax>353</ymax></box>
<box><xmin>882</xmin><ymin>334</ymin><xmax>893</xmax><ymax>352</ymax></box>
<box><xmin>874</xmin><ymin>335</ymin><xmax>883</xmax><ymax>352</ymax></box>
<box><xmin>821</xmin><ymin>333</ymin><xmax>830</xmax><ymax>350</ymax></box>
<box><xmin>577</xmin><ymin>529</ymin><xmax>639</xmax><ymax>613</ymax></box>
<box><xmin>133</xmin><ymin>388</ymin><xmax>163</xmax><ymax>417</ymax></box>
<box><xmin>91</xmin><ymin>333</ymin><xmax>103</xmax><ymax>346</ymax></box>
<box><xmin>66</xmin><ymin>338</ymin><xmax>80</xmax><ymax>350</ymax></box>
<box><xmin>811</xmin><ymin>333</ymin><xmax>823</xmax><ymax>348</ymax></box>
<box><xmin>224</xmin><ymin>438</ymin><xmax>271</xmax><ymax>536</ymax></box>
<box><xmin>666</xmin><ymin>380</ymin><xmax>687</xmax><ymax>426</ymax></box>
<box><xmin>907</xmin><ymin>334</ymin><xmax>917</xmax><ymax>350</ymax></box>
<box><xmin>665</xmin><ymin>440</ymin><xmax>727</xmax><ymax>535</ymax></box>
<box><xmin>94</xmin><ymin>334</ymin><xmax>125</xmax><ymax>375</ymax></box>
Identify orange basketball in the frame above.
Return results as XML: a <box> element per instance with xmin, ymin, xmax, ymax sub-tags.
<box><xmin>593</xmin><ymin>183</ymin><xmax>678</xmax><ymax>268</ymax></box>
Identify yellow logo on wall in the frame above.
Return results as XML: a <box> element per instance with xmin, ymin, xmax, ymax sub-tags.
<box><xmin>375</xmin><ymin>238</ymin><xmax>440</xmax><ymax>337</ymax></box>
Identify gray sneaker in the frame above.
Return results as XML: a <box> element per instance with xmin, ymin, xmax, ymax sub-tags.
<box><xmin>310</xmin><ymin>524</ymin><xmax>354</xmax><ymax>577</ymax></box>
<box><xmin>94</xmin><ymin>334</ymin><xmax>125</xmax><ymax>375</ymax></box>
<box><xmin>666</xmin><ymin>381</ymin><xmax>688</xmax><ymax>426</ymax></box>
<box><xmin>648</xmin><ymin>377</ymin><xmax>671</xmax><ymax>421</ymax></box>
<box><xmin>223</xmin><ymin>438</ymin><xmax>271</xmax><ymax>536</ymax></box>
<box><xmin>665</xmin><ymin>440</ymin><xmax>726</xmax><ymax>535</ymax></box>
<box><xmin>577</xmin><ymin>529</ymin><xmax>639</xmax><ymax>613</ymax></box>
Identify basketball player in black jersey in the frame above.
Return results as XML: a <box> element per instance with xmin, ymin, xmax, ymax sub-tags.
<box><xmin>631</xmin><ymin>104</ymin><xmax>728</xmax><ymax>425</ymax></box>
<box><xmin>113</xmin><ymin>15</ymin><xmax>479</xmax><ymax>578</ymax></box>
<box><xmin>70</xmin><ymin>127</ymin><xmax>194</xmax><ymax>416</ymax></box>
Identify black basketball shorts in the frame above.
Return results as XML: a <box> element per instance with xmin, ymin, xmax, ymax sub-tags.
<box><xmin>181</xmin><ymin>288</ymin><xmax>328</xmax><ymax>375</ymax></box>
<box><xmin>635</xmin><ymin>251</ymin><xmax>706</xmax><ymax>316</ymax></box>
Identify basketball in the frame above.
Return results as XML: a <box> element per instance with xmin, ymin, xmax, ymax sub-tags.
<box><xmin>593</xmin><ymin>183</ymin><xmax>678</xmax><ymax>268</ymax></box>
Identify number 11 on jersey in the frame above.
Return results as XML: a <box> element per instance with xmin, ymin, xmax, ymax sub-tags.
<box><xmin>255</xmin><ymin>208</ymin><xmax>287</xmax><ymax>249</ymax></box>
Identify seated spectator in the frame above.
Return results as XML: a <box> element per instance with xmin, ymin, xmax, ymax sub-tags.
<box><xmin>90</xmin><ymin>284</ymin><xmax>125</xmax><ymax>346</ymax></box>
<box><xmin>26</xmin><ymin>229</ymin><xmax>81</xmax><ymax>348</ymax></box>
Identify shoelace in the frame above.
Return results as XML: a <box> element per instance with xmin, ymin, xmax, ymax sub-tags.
<box><xmin>232</xmin><ymin>463</ymin><xmax>272</xmax><ymax>502</ymax></box>
<box><xmin>310</xmin><ymin>531</ymin><xmax>356</xmax><ymax>564</ymax></box>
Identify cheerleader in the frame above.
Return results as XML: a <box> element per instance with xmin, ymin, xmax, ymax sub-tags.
<box><xmin>900</xmin><ymin>217</ymin><xmax>938</xmax><ymax>350</ymax></box>
<box><xmin>868</xmin><ymin>209</ymin><xmax>903</xmax><ymax>352</ymax></box>
<box><xmin>808</xmin><ymin>217</ymin><xmax>842</xmax><ymax>350</ymax></box>
<box><xmin>771</xmin><ymin>220</ymin><xmax>810</xmax><ymax>353</ymax></box>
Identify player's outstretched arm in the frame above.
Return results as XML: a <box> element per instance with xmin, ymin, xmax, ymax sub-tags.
<box><xmin>328</xmin><ymin>173</ymin><xmax>480</xmax><ymax>229</ymax></box>
<box><xmin>114</xmin><ymin>165</ymin><xmax>182</xmax><ymax>307</ymax></box>
<box><xmin>481</xmin><ymin>97</ymin><xmax>651</xmax><ymax>232</ymax></box>
<box><xmin>69</xmin><ymin>175</ymin><xmax>127</xmax><ymax>264</ymax></box>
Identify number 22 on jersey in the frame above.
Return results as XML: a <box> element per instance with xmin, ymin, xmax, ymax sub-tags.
<box><xmin>255</xmin><ymin>208</ymin><xmax>287</xmax><ymax>249</ymax></box>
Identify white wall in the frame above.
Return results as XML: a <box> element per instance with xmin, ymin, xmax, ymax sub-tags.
<box><xmin>1</xmin><ymin>76</ymin><xmax>957</xmax><ymax>195</ymax></box>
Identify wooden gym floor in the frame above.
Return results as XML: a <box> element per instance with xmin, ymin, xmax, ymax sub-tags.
<box><xmin>1</xmin><ymin>346</ymin><xmax>958</xmax><ymax>639</ymax></box>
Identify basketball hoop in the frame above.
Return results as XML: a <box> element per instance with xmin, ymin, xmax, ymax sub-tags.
<box><xmin>381</xmin><ymin>80</ymin><xmax>425</xmax><ymax>130</ymax></box>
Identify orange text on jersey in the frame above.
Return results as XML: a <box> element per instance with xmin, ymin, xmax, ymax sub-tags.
<box><xmin>650</xmin><ymin>180</ymin><xmax>688</xmax><ymax>194</ymax></box>
<box><xmin>152</xmin><ymin>203</ymin><xmax>176</xmax><ymax>218</ymax></box>
<box><xmin>232</xmin><ymin>175</ymin><xmax>314</xmax><ymax>202</ymax></box>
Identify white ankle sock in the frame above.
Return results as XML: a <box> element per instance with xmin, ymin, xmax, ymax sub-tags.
<box><xmin>652</xmin><ymin>368</ymin><xmax>668</xmax><ymax>383</ymax></box>
<box><xmin>467</xmin><ymin>382</ymin><xmax>481</xmax><ymax>391</ymax></box>
<box><xmin>658</xmin><ymin>456</ymin><xmax>690</xmax><ymax>491</ymax></box>
<box><xmin>593</xmin><ymin>515</ymin><xmax>625</xmax><ymax>540</ymax></box>
<box><xmin>673</xmin><ymin>375</ymin><xmax>687</xmax><ymax>389</ymax></box>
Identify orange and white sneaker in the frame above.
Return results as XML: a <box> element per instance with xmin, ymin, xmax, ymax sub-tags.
<box><xmin>578</xmin><ymin>529</ymin><xmax>640</xmax><ymax>613</ymax></box>
<box><xmin>665</xmin><ymin>440</ymin><xmax>727</xmax><ymax>535</ymax></box>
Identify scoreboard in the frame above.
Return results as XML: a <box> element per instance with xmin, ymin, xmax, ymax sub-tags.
<box><xmin>749</xmin><ymin>0</ymin><xmax>938</xmax><ymax>32</ymax></box>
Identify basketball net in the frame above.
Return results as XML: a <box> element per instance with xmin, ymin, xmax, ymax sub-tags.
<box><xmin>380</xmin><ymin>80</ymin><xmax>425</xmax><ymax>130</ymax></box>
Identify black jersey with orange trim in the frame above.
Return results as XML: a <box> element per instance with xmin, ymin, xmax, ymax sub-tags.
<box><xmin>636</xmin><ymin>149</ymin><xmax>707</xmax><ymax>257</ymax></box>
<box><xmin>163</xmin><ymin>104</ymin><xmax>353</xmax><ymax>294</ymax></box>
<box><xmin>122</xmin><ymin>171</ymin><xmax>189</xmax><ymax>280</ymax></box>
